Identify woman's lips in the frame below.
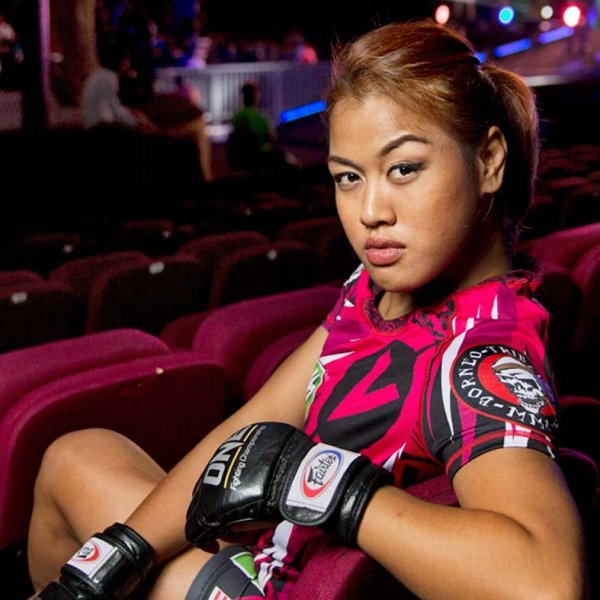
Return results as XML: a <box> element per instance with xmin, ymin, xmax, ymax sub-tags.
<box><xmin>364</xmin><ymin>239</ymin><xmax>405</xmax><ymax>266</ymax></box>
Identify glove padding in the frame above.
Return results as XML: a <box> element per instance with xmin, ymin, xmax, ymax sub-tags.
<box><xmin>185</xmin><ymin>422</ymin><xmax>393</xmax><ymax>548</ymax></box>
<box><xmin>34</xmin><ymin>523</ymin><xmax>156</xmax><ymax>599</ymax></box>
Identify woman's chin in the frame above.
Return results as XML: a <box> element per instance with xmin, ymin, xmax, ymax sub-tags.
<box><xmin>367</xmin><ymin>269</ymin><xmax>419</xmax><ymax>294</ymax></box>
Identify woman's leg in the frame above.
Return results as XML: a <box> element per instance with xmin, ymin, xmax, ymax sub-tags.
<box><xmin>28</xmin><ymin>428</ymin><xmax>238</xmax><ymax>600</ymax></box>
<box><xmin>28</xmin><ymin>428</ymin><xmax>170</xmax><ymax>589</ymax></box>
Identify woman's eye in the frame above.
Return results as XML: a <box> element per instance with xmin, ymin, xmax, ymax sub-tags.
<box><xmin>332</xmin><ymin>172</ymin><xmax>361</xmax><ymax>188</ymax></box>
<box><xmin>389</xmin><ymin>162</ymin><xmax>423</xmax><ymax>179</ymax></box>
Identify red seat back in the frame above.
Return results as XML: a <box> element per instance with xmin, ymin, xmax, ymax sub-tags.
<box><xmin>521</xmin><ymin>222</ymin><xmax>600</xmax><ymax>272</ymax></box>
<box><xmin>242</xmin><ymin>327</ymin><xmax>314</xmax><ymax>401</ymax></box>
<box><xmin>209</xmin><ymin>241</ymin><xmax>319</xmax><ymax>308</ymax></box>
<box><xmin>0</xmin><ymin>270</ymin><xmax>43</xmax><ymax>287</ymax></box>
<box><xmin>192</xmin><ymin>285</ymin><xmax>340</xmax><ymax>399</ymax></box>
<box><xmin>0</xmin><ymin>280</ymin><xmax>78</xmax><ymax>353</ymax></box>
<box><xmin>86</xmin><ymin>254</ymin><xmax>209</xmax><ymax>334</ymax></box>
<box><xmin>0</xmin><ymin>329</ymin><xmax>170</xmax><ymax>421</ymax></box>
<box><xmin>180</xmin><ymin>230</ymin><xmax>270</xmax><ymax>277</ymax></box>
<box><xmin>571</xmin><ymin>245</ymin><xmax>600</xmax><ymax>357</ymax></box>
<box><xmin>276</xmin><ymin>216</ymin><xmax>343</xmax><ymax>246</ymax></box>
<box><xmin>49</xmin><ymin>251</ymin><xmax>147</xmax><ymax>299</ymax></box>
<box><xmin>0</xmin><ymin>353</ymin><xmax>229</xmax><ymax>549</ymax></box>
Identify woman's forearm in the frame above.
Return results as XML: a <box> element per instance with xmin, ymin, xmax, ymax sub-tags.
<box><xmin>123</xmin><ymin>412</ymin><xmax>251</xmax><ymax>561</ymax></box>
<box><xmin>357</xmin><ymin>485</ymin><xmax>585</xmax><ymax>600</ymax></box>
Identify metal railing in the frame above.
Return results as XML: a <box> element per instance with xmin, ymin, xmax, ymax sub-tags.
<box><xmin>154</xmin><ymin>62</ymin><xmax>332</xmax><ymax>125</ymax></box>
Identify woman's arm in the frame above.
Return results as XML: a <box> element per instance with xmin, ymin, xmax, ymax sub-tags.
<box><xmin>357</xmin><ymin>447</ymin><xmax>586</xmax><ymax>600</ymax></box>
<box><xmin>198</xmin><ymin>118</ymin><xmax>213</xmax><ymax>182</ymax></box>
<box><xmin>124</xmin><ymin>325</ymin><xmax>328</xmax><ymax>561</ymax></box>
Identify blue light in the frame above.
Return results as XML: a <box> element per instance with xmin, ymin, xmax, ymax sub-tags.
<box><xmin>475</xmin><ymin>51</ymin><xmax>487</xmax><ymax>63</ymax></box>
<box><xmin>493</xmin><ymin>38</ymin><xmax>532</xmax><ymax>57</ymax></box>
<box><xmin>280</xmin><ymin>100</ymin><xmax>327</xmax><ymax>123</ymax></box>
<box><xmin>498</xmin><ymin>6</ymin><xmax>515</xmax><ymax>25</ymax></box>
<box><xmin>538</xmin><ymin>26</ymin><xmax>574</xmax><ymax>44</ymax></box>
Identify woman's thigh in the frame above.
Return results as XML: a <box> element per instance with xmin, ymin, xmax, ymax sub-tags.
<box><xmin>39</xmin><ymin>428</ymin><xmax>166</xmax><ymax>537</ymax></box>
<box><xmin>28</xmin><ymin>428</ymin><xmax>167</xmax><ymax>586</ymax></box>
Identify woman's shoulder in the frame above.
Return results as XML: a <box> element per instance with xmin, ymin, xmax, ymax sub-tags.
<box><xmin>451</xmin><ymin>269</ymin><xmax>546</xmax><ymax>323</ymax></box>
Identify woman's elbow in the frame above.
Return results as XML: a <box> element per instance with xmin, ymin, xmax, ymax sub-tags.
<box><xmin>536</xmin><ymin>557</ymin><xmax>587</xmax><ymax>600</ymax></box>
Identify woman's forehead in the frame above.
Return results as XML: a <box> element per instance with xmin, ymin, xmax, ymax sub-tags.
<box><xmin>328</xmin><ymin>94</ymin><xmax>453</xmax><ymax>150</ymax></box>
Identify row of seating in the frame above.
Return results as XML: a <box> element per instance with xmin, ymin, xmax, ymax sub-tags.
<box><xmin>0</xmin><ymin>222</ymin><xmax>597</xmax><ymax>401</ymax></box>
<box><xmin>0</xmin><ymin>220</ymin><xmax>355</xmax><ymax>352</ymax></box>
<box><xmin>518</xmin><ymin>222</ymin><xmax>600</xmax><ymax>397</ymax></box>
<box><xmin>523</xmin><ymin>143</ymin><xmax>600</xmax><ymax>238</ymax></box>
<box><xmin>2</xmin><ymin>140</ymin><xmax>597</xmax><ymax>268</ymax></box>
<box><xmin>0</xmin><ymin>212</ymin><xmax>347</xmax><ymax>274</ymax></box>
<box><xmin>1</xmin><ymin>286</ymin><xmax>598</xmax><ymax>599</ymax></box>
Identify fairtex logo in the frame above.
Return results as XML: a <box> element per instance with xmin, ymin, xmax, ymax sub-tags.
<box><xmin>302</xmin><ymin>449</ymin><xmax>342</xmax><ymax>499</ymax></box>
<box><xmin>73</xmin><ymin>541</ymin><xmax>101</xmax><ymax>562</ymax></box>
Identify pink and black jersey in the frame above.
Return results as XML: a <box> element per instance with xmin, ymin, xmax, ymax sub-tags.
<box><xmin>252</xmin><ymin>265</ymin><xmax>558</xmax><ymax>597</ymax></box>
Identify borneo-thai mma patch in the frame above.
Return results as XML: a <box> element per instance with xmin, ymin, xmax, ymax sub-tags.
<box><xmin>451</xmin><ymin>344</ymin><xmax>557</xmax><ymax>433</ymax></box>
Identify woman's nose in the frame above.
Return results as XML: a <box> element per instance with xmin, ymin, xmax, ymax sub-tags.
<box><xmin>360</xmin><ymin>182</ymin><xmax>396</xmax><ymax>228</ymax></box>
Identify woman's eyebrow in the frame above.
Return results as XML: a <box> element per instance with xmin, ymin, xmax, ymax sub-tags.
<box><xmin>328</xmin><ymin>134</ymin><xmax>432</xmax><ymax>169</ymax></box>
<box><xmin>378</xmin><ymin>134</ymin><xmax>431</xmax><ymax>158</ymax></box>
<box><xmin>327</xmin><ymin>156</ymin><xmax>362</xmax><ymax>170</ymax></box>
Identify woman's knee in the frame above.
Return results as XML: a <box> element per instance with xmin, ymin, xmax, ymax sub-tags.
<box><xmin>35</xmin><ymin>428</ymin><xmax>160</xmax><ymax>497</ymax></box>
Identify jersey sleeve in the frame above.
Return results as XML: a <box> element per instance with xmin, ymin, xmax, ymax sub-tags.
<box><xmin>424</xmin><ymin>312</ymin><xmax>559</xmax><ymax>480</ymax></box>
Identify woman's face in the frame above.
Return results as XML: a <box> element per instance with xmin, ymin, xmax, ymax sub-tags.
<box><xmin>328</xmin><ymin>94</ymin><xmax>500</xmax><ymax>300</ymax></box>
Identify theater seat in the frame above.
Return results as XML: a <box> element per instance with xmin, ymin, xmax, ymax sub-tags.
<box><xmin>106</xmin><ymin>219</ymin><xmax>181</xmax><ymax>257</ymax></box>
<box><xmin>0</xmin><ymin>353</ymin><xmax>229</xmax><ymax>552</ymax></box>
<box><xmin>49</xmin><ymin>251</ymin><xmax>148</xmax><ymax>299</ymax></box>
<box><xmin>4</xmin><ymin>232</ymin><xmax>98</xmax><ymax>277</ymax></box>
<box><xmin>0</xmin><ymin>329</ymin><xmax>170</xmax><ymax>421</ymax></box>
<box><xmin>570</xmin><ymin>246</ymin><xmax>600</xmax><ymax>397</ymax></box>
<box><xmin>276</xmin><ymin>216</ymin><xmax>343</xmax><ymax>247</ymax></box>
<box><xmin>0</xmin><ymin>270</ymin><xmax>43</xmax><ymax>287</ymax></box>
<box><xmin>192</xmin><ymin>285</ymin><xmax>341</xmax><ymax>402</ymax></box>
<box><xmin>180</xmin><ymin>230</ymin><xmax>270</xmax><ymax>279</ymax></box>
<box><xmin>242</xmin><ymin>327</ymin><xmax>314</xmax><ymax>401</ymax></box>
<box><xmin>208</xmin><ymin>241</ymin><xmax>319</xmax><ymax>308</ymax></box>
<box><xmin>563</xmin><ymin>182</ymin><xmax>600</xmax><ymax>228</ymax></box>
<box><xmin>160</xmin><ymin>311</ymin><xmax>213</xmax><ymax>350</ymax></box>
<box><xmin>520</xmin><ymin>222</ymin><xmax>600</xmax><ymax>272</ymax></box>
<box><xmin>534</xmin><ymin>264</ymin><xmax>581</xmax><ymax>392</ymax></box>
<box><xmin>275</xmin><ymin>216</ymin><xmax>356</xmax><ymax>283</ymax></box>
<box><xmin>558</xmin><ymin>397</ymin><xmax>600</xmax><ymax>503</ymax></box>
<box><xmin>86</xmin><ymin>254</ymin><xmax>209</xmax><ymax>335</ymax></box>
<box><xmin>0</xmin><ymin>280</ymin><xmax>78</xmax><ymax>353</ymax></box>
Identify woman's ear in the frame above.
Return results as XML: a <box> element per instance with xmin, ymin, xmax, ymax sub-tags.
<box><xmin>479</xmin><ymin>126</ymin><xmax>507</xmax><ymax>195</ymax></box>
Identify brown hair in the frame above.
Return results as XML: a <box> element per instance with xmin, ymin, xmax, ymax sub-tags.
<box><xmin>325</xmin><ymin>20</ymin><xmax>539</xmax><ymax>251</ymax></box>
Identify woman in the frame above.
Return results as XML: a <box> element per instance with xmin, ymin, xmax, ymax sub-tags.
<box><xmin>29</xmin><ymin>20</ymin><xmax>585</xmax><ymax>600</ymax></box>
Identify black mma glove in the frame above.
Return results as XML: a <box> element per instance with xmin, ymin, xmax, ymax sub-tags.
<box><xmin>34</xmin><ymin>523</ymin><xmax>156</xmax><ymax>600</ymax></box>
<box><xmin>185</xmin><ymin>422</ymin><xmax>393</xmax><ymax>549</ymax></box>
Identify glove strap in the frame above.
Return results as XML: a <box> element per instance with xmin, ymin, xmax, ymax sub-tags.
<box><xmin>280</xmin><ymin>443</ymin><xmax>394</xmax><ymax>546</ymax></box>
<box><xmin>60</xmin><ymin>523</ymin><xmax>156</xmax><ymax>599</ymax></box>
<box><xmin>280</xmin><ymin>443</ymin><xmax>362</xmax><ymax>525</ymax></box>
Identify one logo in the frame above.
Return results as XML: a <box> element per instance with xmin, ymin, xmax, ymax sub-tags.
<box><xmin>203</xmin><ymin>424</ymin><xmax>259</xmax><ymax>487</ymax></box>
<box><xmin>73</xmin><ymin>541</ymin><xmax>100</xmax><ymax>562</ymax></box>
<box><xmin>301</xmin><ymin>449</ymin><xmax>342</xmax><ymax>498</ymax></box>
<box><xmin>452</xmin><ymin>344</ymin><xmax>557</xmax><ymax>432</ymax></box>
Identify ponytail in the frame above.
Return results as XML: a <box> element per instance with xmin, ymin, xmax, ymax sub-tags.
<box><xmin>481</xmin><ymin>64</ymin><xmax>539</xmax><ymax>250</ymax></box>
